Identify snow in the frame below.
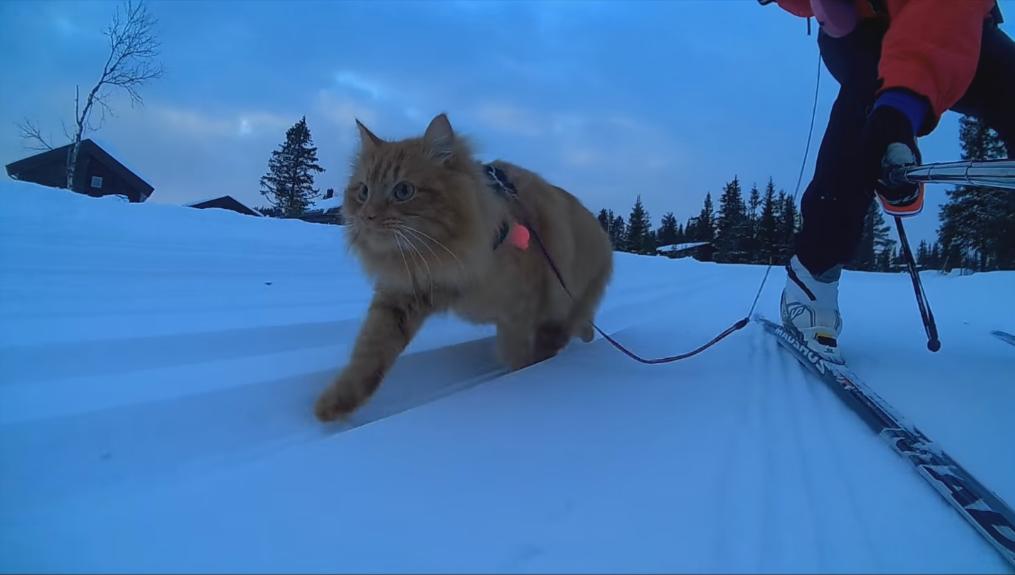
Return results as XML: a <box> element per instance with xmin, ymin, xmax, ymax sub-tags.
<box><xmin>308</xmin><ymin>194</ymin><xmax>343</xmax><ymax>212</ymax></box>
<box><xmin>1</xmin><ymin>180</ymin><xmax>1013</xmax><ymax>573</ymax></box>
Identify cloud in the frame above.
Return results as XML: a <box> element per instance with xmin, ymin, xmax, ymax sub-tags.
<box><xmin>52</xmin><ymin>16</ymin><xmax>80</xmax><ymax>37</ymax></box>
<box><xmin>236</xmin><ymin>112</ymin><xmax>292</xmax><ymax>136</ymax></box>
<box><xmin>402</xmin><ymin>106</ymin><xmax>426</xmax><ymax>123</ymax></box>
<box><xmin>471</xmin><ymin>102</ymin><xmax>544</xmax><ymax>137</ymax></box>
<box><xmin>560</xmin><ymin>147</ymin><xmax>603</xmax><ymax>168</ymax></box>
<box><xmin>315</xmin><ymin>90</ymin><xmax>377</xmax><ymax>130</ymax></box>
<box><xmin>334</xmin><ymin>70</ymin><xmax>386</xmax><ymax>101</ymax></box>
<box><xmin>151</xmin><ymin>104</ymin><xmax>291</xmax><ymax>139</ymax></box>
<box><xmin>550</xmin><ymin>113</ymin><xmax>687</xmax><ymax>174</ymax></box>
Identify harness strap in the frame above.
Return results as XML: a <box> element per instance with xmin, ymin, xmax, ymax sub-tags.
<box><xmin>492</xmin><ymin>221</ymin><xmax>510</xmax><ymax>250</ymax></box>
<box><xmin>484</xmin><ymin>164</ymin><xmax>517</xmax><ymax>250</ymax></box>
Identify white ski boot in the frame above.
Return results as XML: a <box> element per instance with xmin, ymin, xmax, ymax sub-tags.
<box><xmin>781</xmin><ymin>255</ymin><xmax>844</xmax><ymax>364</ymax></box>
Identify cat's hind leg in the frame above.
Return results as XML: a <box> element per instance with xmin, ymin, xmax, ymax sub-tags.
<box><xmin>496</xmin><ymin>321</ymin><xmax>534</xmax><ymax>371</ymax></box>
<box><xmin>565</xmin><ymin>261</ymin><xmax>611</xmax><ymax>344</ymax></box>
<box><xmin>533</xmin><ymin>321</ymin><xmax>569</xmax><ymax>363</ymax></box>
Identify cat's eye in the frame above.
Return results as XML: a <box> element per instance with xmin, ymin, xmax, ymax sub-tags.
<box><xmin>392</xmin><ymin>181</ymin><xmax>415</xmax><ymax>202</ymax></box>
<box><xmin>356</xmin><ymin>184</ymin><xmax>368</xmax><ymax>203</ymax></box>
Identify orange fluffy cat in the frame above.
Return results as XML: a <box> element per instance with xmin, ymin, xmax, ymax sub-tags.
<box><xmin>315</xmin><ymin>114</ymin><xmax>612</xmax><ymax>421</ymax></box>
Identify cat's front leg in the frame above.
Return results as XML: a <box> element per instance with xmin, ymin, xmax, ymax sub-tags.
<box><xmin>315</xmin><ymin>292</ymin><xmax>432</xmax><ymax>421</ymax></box>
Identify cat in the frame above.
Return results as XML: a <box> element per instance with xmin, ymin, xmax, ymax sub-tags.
<box><xmin>315</xmin><ymin>113</ymin><xmax>613</xmax><ymax>421</ymax></box>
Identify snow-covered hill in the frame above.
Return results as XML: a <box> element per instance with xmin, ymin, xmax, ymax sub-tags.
<box><xmin>2</xmin><ymin>181</ymin><xmax>1013</xmax><ymax>573</ymax></box>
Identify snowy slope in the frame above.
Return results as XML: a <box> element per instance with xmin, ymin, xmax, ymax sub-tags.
<box><xmin>1</xmin><ymin>181</ymin><xmax>1013</xmax><ymax>573</ymax></box>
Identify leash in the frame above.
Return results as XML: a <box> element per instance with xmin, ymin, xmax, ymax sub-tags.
<box><xmin>526</xmin><ymin>218</ymin><xmax>750</xmax><ymax>364</ymax></box>
<box><xmin>745</xmin><ymin>50</ymin><xmax>823</xmax><ymax>319</ymax></box>
<box><xmin>487</xmin><ymin>164</ymin><xmax>750</xmax><ymax>364</ymax></box>
<box><xmin>482</xmin><ymin>49</ymin><xmax>823</xmax><ymax>366</ymax></box>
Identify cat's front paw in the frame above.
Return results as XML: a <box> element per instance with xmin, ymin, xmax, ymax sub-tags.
<box><xmin>314</xmin><ymin>381</ymin><xmax>367</xmax><ymax>422</ymax></box>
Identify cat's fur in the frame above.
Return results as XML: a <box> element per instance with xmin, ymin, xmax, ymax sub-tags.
<box><xmin>315</xmin><ymin>114</ymin><xmax>613</xmax><ymax>421</ymax></box>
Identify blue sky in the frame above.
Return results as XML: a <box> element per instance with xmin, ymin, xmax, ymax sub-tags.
<box><xmin>2</xmin><ymin>0</ymin><xmax>1011</xmax><ymax>245</ymax></box>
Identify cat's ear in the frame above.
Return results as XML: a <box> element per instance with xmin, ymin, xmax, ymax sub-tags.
<box><xmin>424</xmin><ymin>113</ymin><xmax>455</xmax><ymax>163</ymax></box>
<box><xmin>356</xmin><ymin>119</ymin><xmax>383</xmax><ymax>151</ymax></box>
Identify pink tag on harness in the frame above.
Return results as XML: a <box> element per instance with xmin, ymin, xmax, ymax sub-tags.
<box><xmin>509</xmin><ymin>223</ymin><xmax>530</xmax><ymax>250</ymax></box>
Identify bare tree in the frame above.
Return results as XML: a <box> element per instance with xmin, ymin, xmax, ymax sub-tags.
<box><xmin>17</xmin><ymin>0</ymin><xmax>163</xmax><ymax>190</ymax></box>
<box><xmin>17</xmin><ymin>119</ymin><xmax>54</xmax><ymax>151</ymax></box>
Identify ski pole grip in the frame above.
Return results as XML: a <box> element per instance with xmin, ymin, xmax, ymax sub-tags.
<box><xmin>888</xmin><ymin>165</ymin><xmax>911</xmax><ymax>188</ymax></box>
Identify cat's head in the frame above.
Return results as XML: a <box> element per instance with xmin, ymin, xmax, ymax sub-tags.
<box><xmin>343</xmin><ymin>114</ymin><xmax>484</xmax><ymax>271</ymax></box>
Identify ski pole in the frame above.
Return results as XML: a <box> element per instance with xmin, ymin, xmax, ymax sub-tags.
<box><xmin>890</xmin><ymin>159</ymin><xmax>1015</xmax><ymax>190</ymax></box>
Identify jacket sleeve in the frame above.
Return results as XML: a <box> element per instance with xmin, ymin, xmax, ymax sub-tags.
<box><xmin>879</xmin><ymin>0</ymin><xmax>996</xmax><ymax>134</ymax></box>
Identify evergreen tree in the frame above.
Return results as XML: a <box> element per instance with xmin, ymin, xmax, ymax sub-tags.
<box><xmin>684</xmin><ymin>218</ymin><xmax>697</xmax><ymax>242</ymax></box>
<box><xmin>646</xmin><ymin>230</ymin><xmax>659</xmax><ymax>253</ymax></box>
<box><xmin>260</xmin><ymin>116</ymin><xmax>325</xmax><ymax>217</ymax></box>
<box><xmin>745</xmin><ymin>183</ymin><xmax>762</xmax><ymax>261</ymax></box>
<box><xmin>892</xmin><ymin>246</ymin><xmax>906</xmax><ymax>269</ymax></box>
<box><xmin>917</xmin><ymin>240</ymin><xmax>930</xmax><ymax>267</ymax></box>
<box><xmin>852</xmin><ymin>200</ymin><xmax>895</xmax><ymax>271</ymax></box>
<box><xmin>255</xmin><ymin>205</ymin><xmax>284</xmax><ymax>218</ymax></box>
<box><xmin>929</xmin><ymin>242</ymin><xmax>942</xmax><ymax>269</ymax></box>
<box><xmin>941</xmin><ymin>241</ymin><xmax>965</xmax><ymax>272</ymax></box>
<box><xmin>696</xmin><ymin>192</ymin><xmax>715</xmax><ymax>242</ymax></box>
<box><xmin>597</xmin><ymin>209</ymin><xmax>610</xmax><ymax>233</ymax></box>
<box><xmin>715</xmin><ymin>177</ymin><xmax>748</xmax><ymax>262</ymax></box>
<box><xmin>748</xmin><ymin>183</ymin><xmax>762</xmax><ymax>228</ymax></box>
<box><xmin>937</xmin><ymin>116</ymin><xmax>1013</xmax><ymax>271</ymax></box>
<box><xmin>757</xmin><ymin>178</ymin><xmax>780</xmax><ymax>262</ymax></box>
<box><xmin>777</xmin><ymin>192</ymin><xmax>799</xmax><ymax>261</ymax></box>
<box><xmin>876</xmin><ymin>247</ymin><xmax>893</xmax><ymax>272</ymax></box>
<box><xmin>596</xmin><ymin>209</ymin><xmax>621</xmax><ymax>248</ymax></box>
<box><xmin>625</xmin><ymin>195</ymin><xmax>653</xmax><ymax>253</ymax></box>
<box><xmin>676</xmin><ymin>223</ymin><xmax>685</xmax><ymax>243</ymax></box>
<box><xmin>657</xmin><ymin>212</ymin><xmax>679</xmax><ymax>246</ymax></box>
<box><xmin>610</xmin><ymin>215</ymin><xmax>626</xmax><ymax>249</ymax></box>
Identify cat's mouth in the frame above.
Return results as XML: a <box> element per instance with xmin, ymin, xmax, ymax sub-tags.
<box><xmin>353</xmin><ymin>218</ymin><xmax>412</xmax><ymax>253</ymax></box>
<box><xmin>352</xmin><ymin>218</ymin><xmax>462</xmax><ymax>269</ymax></box>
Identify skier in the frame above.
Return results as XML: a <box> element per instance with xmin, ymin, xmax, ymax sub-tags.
<box><xmin>764</xmin><ymin>0</ymin><xmax>1015</xmax><ymax>361</ymax></box>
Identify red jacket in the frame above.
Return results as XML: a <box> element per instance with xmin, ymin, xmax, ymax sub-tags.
<box><xmin>777</xmin><ymin>0</ymin><xmax>996</xmax><ymax>134</ymax></box>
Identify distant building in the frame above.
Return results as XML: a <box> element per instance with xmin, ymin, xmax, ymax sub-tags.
<box><xmin>4</xmin><ymin>139</ymin><xmax>153</xmax><ymax>203</ymax></box>
<box><xmin>299</xmin><ymin>188</ymin><xmax>344</xmax><ymax>225</ymax></box>
<box><xmin>656</xmin><ymin>241</ymin><xmax>714</xmax><ymax>261</ymax></box>
<box><xmin>186</xmin><ymin>195</ymin><xmax>263</xmax><ymax>217</ymax></box>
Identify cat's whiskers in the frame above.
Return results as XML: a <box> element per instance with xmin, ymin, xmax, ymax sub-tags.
<box><xmin>397</xmin><ymin>225</ymin><xmax>440</xmax><ymax>266</ymax></box>
<box><xmin>396</xmin><ymin>224</ymin><xmax>465</xmax><ymax>272</ymax></box>
<box><xmin>391</xmin><ymin>231</ymin><xmax>414</xmax><ymax>296</ymax></box>
<box><xmin>395</xmin><ymin>230</ymin><xmax>434</xmax><ymax>302</ymax></box>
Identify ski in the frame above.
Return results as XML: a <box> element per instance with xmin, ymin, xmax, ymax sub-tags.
<box><xmin>992</xmin><ymin>330</ymin><xmax>1015</xmax><ymax>348</ymax></box>
<box><xmin>755</xmin><ymin>315</ymin><xmax>1015</xmax><ymax>567</ymax></box>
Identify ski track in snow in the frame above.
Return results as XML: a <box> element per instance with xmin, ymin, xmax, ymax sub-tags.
<box><xmin>710</xmin><ymin>324</ymin><xmax>875</xmax><ymax>571</ymax></box>
<box><xmin>1</xmin><ymin>182</ymin><xmax>1013</xmax><ymax>573</ymax></box>
<box><xmin>1</xmin><ymin>335</ymin><xmax>507</xmax><ymax>510</ymax></box>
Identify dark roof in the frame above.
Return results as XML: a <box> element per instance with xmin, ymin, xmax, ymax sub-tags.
<box><xmin>186</xmin><ymin>195</ymin><xmax>263</xmax><ymax>217</ymax></box>
<box><xmin>5</xmin><ymin>139</ymin><xmax>154</xmax><ymax>198</ymax></box>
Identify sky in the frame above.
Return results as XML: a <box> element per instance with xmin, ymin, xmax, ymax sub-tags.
<box><xmin>1</xmin><ymin>0</ymin><xmax>1012</xmax><ymax>246</ymax></box>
